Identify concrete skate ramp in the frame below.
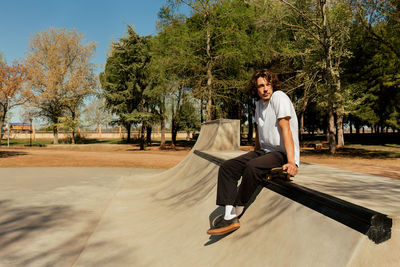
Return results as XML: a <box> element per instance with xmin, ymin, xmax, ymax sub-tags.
<box><xmin>74</xmin><ymin>119</ymin><xmax>400</xmax><ymax>266</ymax></box>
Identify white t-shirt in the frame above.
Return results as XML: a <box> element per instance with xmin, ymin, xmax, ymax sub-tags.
<box><xmin>255</xmin><ymin>90</ymin><xmax>300</xmax><ymax>166</ymax></box>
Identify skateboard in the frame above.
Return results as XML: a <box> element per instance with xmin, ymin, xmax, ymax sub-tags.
<box><xmin>265</xmin><ymin>167</ymin><xmax>292</xmax><ymax>181</ymax></box>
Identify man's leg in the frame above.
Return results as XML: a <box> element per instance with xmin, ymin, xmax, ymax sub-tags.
<box><xmin>234</xmin><ymin>151</ymin><xmax>286</xmax><ymax>206</ymax></box>
<box><xmin>208</xmin><ymin>151</ymin><xmax>265</xmax><ymax>235</ymax></box>
<box><xmin>216</xmin><ymin>150</ymin><xmax>265</xmax><ymax>206</ymax></box>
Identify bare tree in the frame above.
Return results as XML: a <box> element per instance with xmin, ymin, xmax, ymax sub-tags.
<box><xmin>25</xmin><ymin>28</ymin><xmax>97</xmax><ymax>144</ymax></box>
<box><xmin>82</xmin><ymin>97</ymin><xmax>113</xmax><ymax>130</ymax></box>
<box><xmin>0</xmin><ymin>61</ymin><xmax>29</xmax><ymax>138</ymax></box>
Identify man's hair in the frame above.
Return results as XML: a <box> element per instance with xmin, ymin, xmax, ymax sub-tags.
<box><xmin>248</xmin><ymin>69</ymin><xmax>281</xmax><ymax>99</ymax></box>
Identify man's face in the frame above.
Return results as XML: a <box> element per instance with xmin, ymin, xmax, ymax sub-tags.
<box><xmin>256</xmin><ymin>77</ymin><xmax>273</xmax><ymax>102</ymax></box>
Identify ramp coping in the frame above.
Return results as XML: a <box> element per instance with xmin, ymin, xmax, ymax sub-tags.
<box><xmin>201</xmin><ymin>119</ymin><xmax>239</xmax><ymax>125</ymax></box>
<box><xmin>194</xmin><ymin>149</ymin><xmax>393</xmax><ymax>244</ymax></box>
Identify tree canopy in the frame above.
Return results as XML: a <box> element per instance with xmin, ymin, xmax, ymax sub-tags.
<box><xmin>3</xmin><ymin>0</ymin><xmax>396</xmax><ymax>150</ymax></box>
<box><xmin>0</xmin><ymin>61</ymin><xmax>29</xmax><ymax>138</ymax></box>
<box><xmin>100</xmin><ymin>26</ymin><xmax>153</xmax><ymax>147</ymax></box>
<box><xmin>25</xmin><ymin>28</ymin><xmax>97</xmax><ymax>144</ymax></box>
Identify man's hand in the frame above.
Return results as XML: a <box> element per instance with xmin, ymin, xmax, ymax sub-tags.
<box><xmin>278</xmin><ymin>117</ymin><xmax>297</xmax><ymax>177</ymax></box>
<box><xmin>282</xmin><ymin>162</ymin><xmax>298</xmax><ymax>177</ymax></box>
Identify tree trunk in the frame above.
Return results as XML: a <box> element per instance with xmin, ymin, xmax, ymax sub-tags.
<box><xmin>0</xmin><ymin>121</ymin><xmax>4</xmax><ymax>140</ymax></box>
<box><xmin>299</xmin><ymin>94</ymin><xmax>309</xmax><ymax>142</ymax></box>
<box><xmin>72</xmin><ymin>130</ymin><xmax>75</xmax><ymax>144</ymax></box>
<box><xmin>53</xmin><ymin>127</ymin><xmax>59</xmax><ymax>144</ymax></box>
<box><xmin>336</xmin><ymin>110</ymin><xmax>344</xmax><ymax>148</ymax></box>
<box><xmin>205</xmin><ymin>27</ymin><xmax>214</xmax><ymax>121</ymax></box>
<box><xmin>172</xmin><ymin>126</ymin><xmax>177</xmax><ymax>148</ymax></box>
<box><xmin>71</xmin><ymin>116</ymin><xmax>76</xmax><ymax>144</ymax></box>
<box><xmin>140</xmin><ymin>124</ymin><xmax>145</xmax><ymax>150</ymax></box>
<box><xmin>200</xmin><ymin>97</ymin><xmax>204</xmax><ymax>124</ymax></box>
<box><xmin>0</xmin><ymin>106</ymin><xmax>8</xmax><ymax>140</ymax></box>
<box><xmin>146</xmin><ymin>125</ymin><xmax>152</xmax><ymax>146</ymax></box>
<box><xmin>159</xmin><ymin>96</ymin><xmax>166</xmax><ymax>149</ymax></box>
<box><xmin>300</xmin><ymin>112</ymin><xmax>305</xmax><ymax>142</ymax></box>
<box><xmin>171</xmin><ymin>93</ymin><xmax>176</xmax><ymax>149</ymax></box>
<box><xmin>328</xmin><ymin>108</ymin><xmax>336</xmax><ymax>154</ymax></box>
<box><xmin>126</xmin><ymin>124</ymin><xmax>131</xmax><ymax>143</ymax></box>
<box><xmin>322</xmin><ymin>0</ymin><xmax>339</xmax><ymax>154</ymax></box>
<box><xmin>160</xmin><ymin>114</ymin><xmax>166</xmax><ymax>149</ymax></box>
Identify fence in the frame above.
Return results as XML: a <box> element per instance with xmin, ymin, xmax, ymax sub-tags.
<box><xmin>3</xmin><ymin>125</ymin><xmax>193</xmax><ymax>140</ymax></box>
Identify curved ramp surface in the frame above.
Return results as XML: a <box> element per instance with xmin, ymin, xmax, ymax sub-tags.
<box><xmin>73</xmin><ymin>119</ymin><xmax>400</xmax><ymax>267</ymax></box>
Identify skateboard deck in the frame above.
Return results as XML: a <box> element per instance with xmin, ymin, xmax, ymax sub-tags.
<box><xmin>265</xmin><ymin>167</ymin><xmax>292</xmax><ymax>181</ymax></box>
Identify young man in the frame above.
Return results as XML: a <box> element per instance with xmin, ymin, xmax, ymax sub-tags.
<box><xmin>207</xmin><ymin>69</ymin><xmax>300</xmax><ymax>235</ymax></box>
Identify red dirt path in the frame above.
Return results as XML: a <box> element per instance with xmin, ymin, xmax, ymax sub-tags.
<box><xmin>1</xmin><ymin>144</ymin><xmax>399</xmax><ymax>180</ymax></box>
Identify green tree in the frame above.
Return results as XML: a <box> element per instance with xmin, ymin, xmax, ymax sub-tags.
<box><xmin>342</xmin><ymin>0</ymin><xmax>400</xmax><ymax>133</ymax></box>
<box><xmin>343</xmin><ymin>19</ymin><xmax>400</xmax><ymax>133</ymax></box>
<box><xmin>100</xmin><ymin>26</ymin><xmax>152</xmax><ymax>149</ymax></box>
<box><xmin>166</xmin><ymin>0</ymin><xmax>259</xmax><ymax>122</ymax></box>
<box><xmin>150</xmin><ymin>5</ymin><xmax>199</xmax><ymax>147</ymax></box>
<box><xmin>272</xmin><ymin>0</ymin><xmax>353</xmax><ymax>153</ymax></box>
<box><xmin>179</xmin><ymin>99</ymin><xmax>201</xmax><ymax>140</ymax></box>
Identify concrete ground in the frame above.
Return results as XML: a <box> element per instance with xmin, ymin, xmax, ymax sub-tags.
<box><xmin>0</xmin><ymin>120</ymin><xmax>399</xmax><ymax>267</ymax></box>
<box><xmin>0</xmin><ymin>164</ymin><xmax>399</xmax><ymax>267</ymax></box>
<box><xmin>0</xmin><ymin>168</ymin><xmax>163</xmax><ymax>267</ymax></box>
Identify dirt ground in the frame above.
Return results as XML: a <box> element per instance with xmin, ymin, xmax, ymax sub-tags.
<box><xmin>0</xmin><ymin>145</ymin><xmax>189</xmax><ymax>169</ymax></box>
<box><xmin>1</xmin><ymin>144</ymin><xmax>399</xmax><ymax>180</ymax></box>
<box><xmin>300</xmin><ymin>155</ymin><xmax>400</xmax><ymax>180</ymax></box>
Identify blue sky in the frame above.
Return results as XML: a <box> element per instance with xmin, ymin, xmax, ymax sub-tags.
<box><xmin>0</xmin><ymin>0</ymin><xmax>187</xmax><ymax>73</ymax></box>
<box><xmin>1</xmin><ymin>0</ymin><xmax>190</xmax><ymax>123</ymax></box>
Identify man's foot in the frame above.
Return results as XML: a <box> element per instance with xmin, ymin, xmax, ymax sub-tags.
<box><xmin>207</xmin><ymin>217</ymin><xmax>240</xmax><ymax>236</ymax></box>
<box><xmin>212</xmin><ymin>206</ymin><xmax>245</xmax><ymax>228</ymax></box>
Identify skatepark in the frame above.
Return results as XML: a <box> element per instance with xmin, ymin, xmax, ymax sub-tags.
<box><xmin>0</xmin><ymin>120</ymin><xmax>399</xmax><ymax>266</ymax></box>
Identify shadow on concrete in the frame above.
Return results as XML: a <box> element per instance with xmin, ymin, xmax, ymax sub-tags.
<box><xmin>0</xmin><ymin>200</ymin><xmax>72</xmax><ymax>250</ymax></box>
<box><xmin>0</xmin><ymin>199</ymin><xmax>122</xmax><ymax>266</ymax></box>
<box><xmin>155</xmin><ymin>167</ymin><xmax>217</xmax><ymax>208</ymax></box>
<box><xmin>204</xmin><ymin>229</ymin><xmax>237</xmax><ymax>246</ymax></box>
<box><xmin>236</xmin><ymin>191</ymin><xmax>292</xmax><ymax>240</ymax></box>
<box><xmin>0</xmin><ymin>150</ymin><xmax>28</xmax><ymax>158</ymax></box>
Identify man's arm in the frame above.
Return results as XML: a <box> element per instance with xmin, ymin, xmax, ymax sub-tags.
<box><xmin>254</xmin><ymin>123</ymin><xmax>261</xmax><ymax>151</ymax></box>
<box><xmin>278</xmin><ymin>117</ymin><xmax>298</xmax><ymax>177</ymax></box>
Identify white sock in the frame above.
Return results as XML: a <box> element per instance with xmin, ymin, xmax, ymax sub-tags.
<box><xmin>224</xmin><ymin>205</ymin><xmax>236</xmax><ymax>220</ymax></box>
<box><xmin>235</xmin><ymin>206</ymin><xmax>244</xmax><ymax>217</ymax></box>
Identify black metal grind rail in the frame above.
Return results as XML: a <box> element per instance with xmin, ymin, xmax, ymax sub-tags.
<box><xmin>194</xmin><ymin>150</ymin><xmax>226</xmax><ymax>166</ymax></box>
<box><xmin>194</xmin><ymin>149</ymin><xmax>392</xmax><ymax>244</ymax></box>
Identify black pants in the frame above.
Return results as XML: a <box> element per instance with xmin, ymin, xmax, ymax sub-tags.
<box><xmin>216</xmin><ymin>150</ymin><xmax>287</xmax><ymax>206</ymax></box>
